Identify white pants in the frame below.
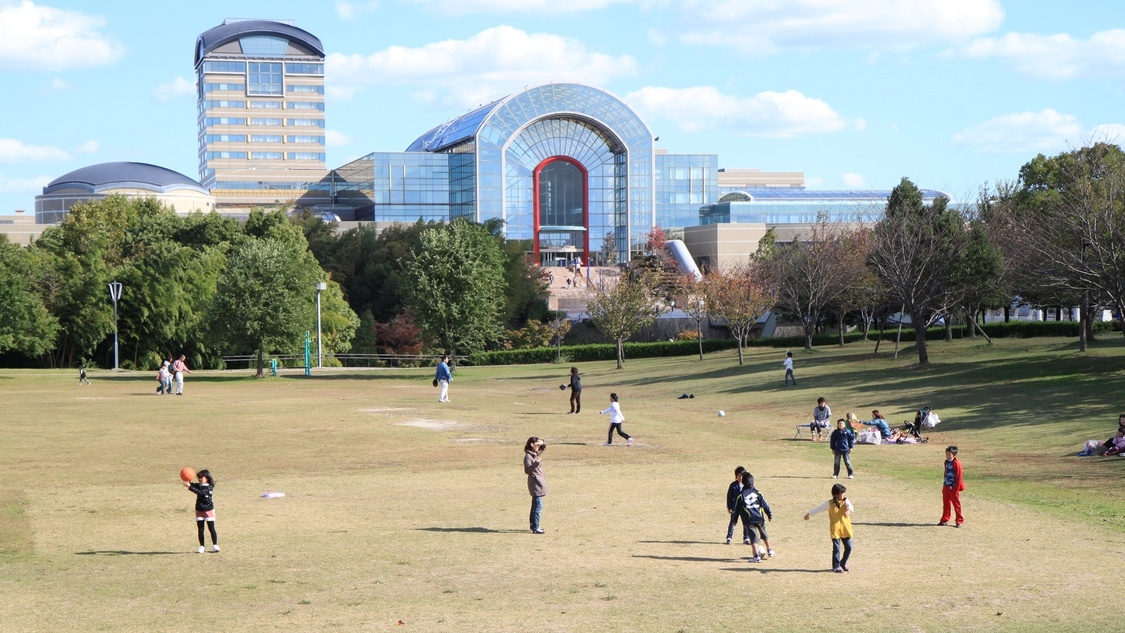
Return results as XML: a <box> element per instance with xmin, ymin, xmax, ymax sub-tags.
<box><xmin>438</xmin><ymin>379</ymin><xmax>449</xmax><ymax>402</ymax></box>
<box><xmin>175</xmin><ymin>371</ymin><xmax>184</xmax><ymax>394</ymax></box>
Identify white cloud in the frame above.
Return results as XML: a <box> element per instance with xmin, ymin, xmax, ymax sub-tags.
<box><xmin>325</xmin><ymin>130</ymin><xmax>352</xmax><ymax>147</ymax></box>
<box><xmin>952</xmin><ymin>109</ymin><xmax>1086</xmax><ymax>154</ymax></box>
<box><xmin>74</xmin><ymin>140</ymin><xmax>97</xmax><ymax>154</ymax></box>
<box><xmin>153</xmin><ymin>76</ymin><xmax>195</xmax><ymax>102</ymax></box>
<box><xmin>404</xmin><ymin>0</ymin><xmax>635</xmax><ymax>15</ymax></box>
<box><xmin>0</xmin><ymin>138</ymin><xmax>70</xmax><ymax>163</ymax></box>
<box><xmin>42</xmin><ymin>77</ymin><xmax>69</xmax><ymax>92</ymax></box>
<box><xmin>335</xmin><ymin>1</ymin><xmax>379</xmax><ymax>19</ymax></box>
<box><xmin>680</xmin><ymin>0</ymin><xmax>1003</xmax><ymax>54</ymax></box>
<box><xmin>1090</xmin><ymin>123</ymin><xmax>1125</xmax><ymax>144</ymax></box>
<box><xmin>841</xmin><ymin>173</ymin><xmax>871</xmax><ymax>188</ymax></box>
<box><xmin>960</xmin><ymin>29</ymin><xmax>1125</xmax><ymax>80</ymax></box>
<box><xmin>0</xmin><ymin>173</ymin><xmax>51</xmax><ymax>193</ymax></box>
<box><xmin>326</xmin><ymin>26</ymin><xmax>637</xmax><ymax>106</ymax></box>
<box><xmin>0</xmin><ymin>1</ymin><xmax>123</xmax><ymax>71</ymax></box>
<box><xmin>624</xmin><ymin>86</ymin><xmax>856</xmax><ymax>137</ymax></box>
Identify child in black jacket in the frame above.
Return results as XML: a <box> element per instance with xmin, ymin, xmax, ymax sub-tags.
<box><xmin>735</xmin><ymin>472</ymin><xmax>774</xmax><ymax>561</ymax></box>
<box><xmin>183</xmin><ymin>469</ymin><xmax>219</xmax><ymax>553</ymax></box>
<box><xmin>725</xmin><ymin>466</ymin><xmax>750</xmax><ymax>544</ymax></box>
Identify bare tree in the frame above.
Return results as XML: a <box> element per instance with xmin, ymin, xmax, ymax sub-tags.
<box><xmin>868</xmin><ymin>178</ymin><xmax>968</xmax><ymax>367</ymax></box>
<box><xmin>704</xmin><ymin>261</ymin><xmax>775</xmax><ymax>366</ymax></box>
<box><xmin>681</xmin><ymin>275</ymin><xmax>709</xmax><ymax>361</ymax></box>
<box><xmin>586</xmin><ymin>268</ymin><xmax>664</xmax><ymax>369</ymax></box>
<box><xmin>769</xmin><ymin>219</ymin><xmax>855</xmax><ymax>350</ymax></box>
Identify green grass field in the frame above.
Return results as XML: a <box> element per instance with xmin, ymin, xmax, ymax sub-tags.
<box><xmin>2</xmin><ymin>336</ymin><xmax>1123</xmax><ymax>632</ymax></box>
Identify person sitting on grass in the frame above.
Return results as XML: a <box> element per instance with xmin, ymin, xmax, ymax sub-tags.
<box><xmin>1104</xmin><ymin>430</ymin><xmax>1125</xmax><ymax>456</ymax></box>
<box><xmin>868</xmin><ymin>410</ymin><xmax>893</xmax><ymax>440</ymax></box>
<box><xmin>1095</xmin><ymin>414</ymin><xmax>1125</xmax><ymax>455</ymax></box>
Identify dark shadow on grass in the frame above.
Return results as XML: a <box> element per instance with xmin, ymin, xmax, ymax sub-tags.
<box><xmin>632</xmin><ymin>554</ymin><xmax>741</xmax><ymax>563</ymax></box>
<box><xmin>76</xmin><ymin>550</ymin><xmax>183</xmax><ymax>556</ymax></box>
<box><xmin>852</xmin><ymin>521</ymin><xmax>934</xmax><ymax>528</ymax></box>
<box><xmin>720</xmin><ymin>567</ymin><xmax>835</xmax><ymax>574</ymax></box>
<box><xmin>636</xmin><ymin>540</ymin><xmax>716</xmax><ymax>545</ymax></box>
<box><xmin>416</xmin><ymin>527</ymin><xmax>526</xmax><ymax>534</ymax></box>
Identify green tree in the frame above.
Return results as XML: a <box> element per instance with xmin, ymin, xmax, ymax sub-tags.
<box><xmin>703</xmin><ymin>262</ymin><xmax>774</xmax><ymax>366</ymax></box>
<box><xmin>317</xmin><ymin>280</ymin><xmax>361</xmax><ymax>362</ymax></box>
<box><xmin>405</xmin><ymin>219</ymin><xmax>507</xmax><ymax>355</ymax></box>
<box><xmin>209</xmin><ymin>237</ymin><xmax>319</xmax><ymax>377</ymax></box>
<box><xmin>586</xmin><ymin>268</ymin><xmax>664</xmax><ymax>369</ymax></box>
<box><xmin>0</xmin><ymin>236</ymin><xmax>58</xmax><ymax>357</ymax></box>
<box><xmin>869</xmin><ymin>178</ymin><xmax>968</xmax><ymax>367</ymax></box>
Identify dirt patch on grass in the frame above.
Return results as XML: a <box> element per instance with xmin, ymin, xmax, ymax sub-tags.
<box><xmin>396</xmin><ymin>419</ymin><xmax>461</xmax><ymax>431</ymax></box>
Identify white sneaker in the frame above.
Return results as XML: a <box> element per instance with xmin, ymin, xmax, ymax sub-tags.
<box><xmin>725</xmin><ymin>537</ymin><xmax>732</xmax><ymax>545</ymax></box>
<box><xmin>831</xmin><ymin>475</ymin><xmax>838</xmax><ymax>479</ymax></box>
<box><xmin>212</xmin><ymin>545</ymin><xmax>220</xmax><ymax>552</ymax></box>
<box><xmin>196</xmin><ymin>546</ymin><xmax>205</xmax><ymax>554</ymax></box>
<box><xmin>767</xmin><ymin>549</ymin><xmax>776</xmax><ymax>557</ymax></box>
<box><xmin>626</xmin><ymin>438</ymin><xmax>633</xmax><ymax>446</ymax></box>
<box><xmin>603</xmin><ymin>442</ymin><xmax>612</xmax><ymax>446</ymax></box>
<box><xmin>848</xmin><ymin>474</ymin><xmax>854</xmax><ymax>479</ymax></box>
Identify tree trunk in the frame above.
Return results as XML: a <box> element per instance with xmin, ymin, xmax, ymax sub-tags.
<box><xmin>968</xmin><ymin>314</ymin><xmax>992</xmax><ymax>345</ymax></box>
<box><xmin>838</xmin><ymin>312</ymin><xmax>845</xmax><ymax>347</ymax></box>
<box><xmin>736</xmin><ymin>336</ymin><xmax>744</xmax><ymax>366</ymax></box>
<box><xmin>913</xmin><ymin>312</ymin><xmax>930</xmax><ymax>367</ymax></box>
<box><xmin>1078</xmin><ymin>309</ymin><xmax>1088</xmax><ymax>352</ymax></box>
<box><xmin>965</xmin><ymin>308</ymin><xmax>975</xmax><ymax>338</ymax></box>
<box><xmin>256</xmin><ymin>344</ymin><xmax>264</xmax><ymax>378</ymax></box>
<box><xmin>1086</xmin><ymin>305</ymin><xmax>1097</xmax><ymax>342</ymax></box>
<box><xmin>616</xmin><ymin>338</ymin><xmax>624</xmax><ymax>370</ymax></box>
<box><xmin>893</xmin><ymin>306</ymin><xmax>905</xmax><ymax>360</ymax></box>
<box><xmin>697</xmin><ymin>320</ymin><xmax>703</xmax><ymax>361</ymax></box>
<box><xmin>874</xmin><ymin>318</ymin><xmax>883</xmax><ymax>354</ymax></box>
<box><xmin>944</xmin><ymin>316</ymin><xmax>953</xmax><ymax>343</ymax></box>
<box><xmin>861</xmin><ymin>309</ymin><xmax>871</xmax><ymax>342</ymax></box>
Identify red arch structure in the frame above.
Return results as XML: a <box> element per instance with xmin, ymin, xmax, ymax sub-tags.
<box><xmin>532</xmin><ymin>156</ymin><xmax>589</xmax><ymax>263</ymax></box>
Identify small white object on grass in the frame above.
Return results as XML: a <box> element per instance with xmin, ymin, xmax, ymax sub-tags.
<box><xmin>261</xmin><ymin>492</ymin><xmax>286</xmax><ymax>498</ymax></box>
<box><xmin>718</xmin><ymin>410</ymin><xmax>725</xmax><ymax>417</ymax></box>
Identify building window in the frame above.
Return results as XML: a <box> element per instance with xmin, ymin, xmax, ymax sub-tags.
<box><xmin>203</xmin><ymin>117</ymin><xmax>246</xmax><ymax>126</ymax></box>
<box><xmin>287</xmin><ymin>152</ymin><xmax>326</xmax><ymax>161</ymax></box>
<box><xmin>286</xmin><ymin>118</ymin><xmax>325</xmax><ymax>128</ymax></box>
<box><xmin>251</xmin><ymin>152</ymin><xmax>283</xmax><ymax>160</ymax></box>
<box><xmin>203</xmin><ymin>100</ymin><xmax>245</xmax><ymax>109</ymax></box>
<box><xmin>287</xmin><ymin>85</ymin><xmax>324</xmax><ymax>94</ymax></box>
<box><xmin>203</xmin><ymin>83</ymin><xmax>245</xmax><ymax>93</ymax></box>
<box><xmin>239</xmin><ymin>36</ymin><xmax>288</xmax><ymax>56</ymax></box>
<box><xmin>286</xmin><ymin>135</ymin><xmax>325</xmax><ymax>144</ymax></box>
<box><xmin>250</xmin><ymin>134</ymin><xmax>283</xmax><ymax>143</ymax></box>
<box><xmin>537</xmin><ymin>158</ymin><xmax>585</xmax><ymax>228</ymax></box>
<box><xmin>285</xmin><ymin>63</ymin><xmax>324</xmax><ymax>75</ymax></box>
<box><xmin>248</xmin><ymin>62</ymin><xmax>283</xmax><ymax>96</ymax></box>
<box><xmin>250</xmin><ymin>117</ymin><xmax>283</xmax><ymax>126</ymax></box>
<box><xmin>204</xmin><ymin>134</ymin><xmax>247</xmax><ymax>143</ymax></box>
<box><xmin>249</xmin><ymin>100</ymin><xmax>282</xmax><ymax>109</ymax></box>
<box><xmin>205</xmin><ymin>151</ymin><xmax>247</xmax><ymax>160</ymax></box>
<box><xmin>203</xmin><ymin>61</ymin><xmax>246</xmax><ymax>73</ymax></box>
<box><xmin>286</xmin><ymin>102</ymin><xmax>324</xmax><ymax>111</ymax></box>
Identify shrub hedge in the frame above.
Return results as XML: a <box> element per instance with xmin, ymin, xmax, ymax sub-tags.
<box><xmin>463</xmin><ymin>319</ymin><xmax>1122</xmax><ymax>366</ymax></box>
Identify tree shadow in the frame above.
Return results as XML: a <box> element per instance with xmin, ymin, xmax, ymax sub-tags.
<box><xmin>852</xmin><ymin>521</ymin><xmax>935</xmax><ymax>528</ymax></box>
<box><xmin>76</xmin><ymin>550</ymin><xmax>183</xmax><ymax>556</ymax></box>
<box><xmin>636</xmin><ymin>540</ymin><xmax>715</xmax><ymax>545</ymax></box>
<box><xmin>632</xmin><ymin>554</ymin><xmax>741</xmax><ymax>563</ymax></box>
<box><xmin>720</xmin><ymin>566</ymin><xmax>835</xmax><ymax>574</ymax></box>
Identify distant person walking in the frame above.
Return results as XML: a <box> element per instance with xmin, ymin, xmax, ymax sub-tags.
<box><xmin>172</xmin><ymin>355</ymin><xmax>192</xmax><ymax>395</ymax></box>
<box><xmin>783</xmin><ymin>351</ymin><xmax>796</xmax><ymax>385</ymax></box>
<box><xmin>77</xmin><ymin>364</ymin><xmax>90</xmax><ymax>386</ymax></box>
<box><xmin>435</xmin><ymin>355</ymin><xmax>452</xmax><ymax>403</ymax></box>
<box><xmin>524</xmin><ymin>437</ymin><xmax>547</xmax><ymax>534</ymax></box>
<box><xmin>600</xmin><ymin>393</ymin><xmax>632</xmax><ymax>446</ymax></box>
<box><xmin>939</xmin><ymin>446</ymin><xmax>966</xmax><ymax>527</ymax></box>
<box><xmin>566</xmin><ymin>366</ymin><xmax>582</xmax><ymax>414</ymax></box>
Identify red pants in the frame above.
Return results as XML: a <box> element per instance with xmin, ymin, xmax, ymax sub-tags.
<box><xmin>941</xmin><ymin>485</ymin><xmax>963</xmax><ymax>525</ymax></box>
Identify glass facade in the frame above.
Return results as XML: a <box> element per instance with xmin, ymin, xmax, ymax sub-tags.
<box><xmin>698</xmin><ymin>190</ymin><xmax>953</xmax><ymax>225</ymax></box>
<box><xmin>655</xmin><ymin>153</ymin><xmax>718</xmax><ymax>230</ymax></box>
<box><xmin>333</xmin><ymin>152</ymin><xmax>454</xmax><ymax>223</ymax></box>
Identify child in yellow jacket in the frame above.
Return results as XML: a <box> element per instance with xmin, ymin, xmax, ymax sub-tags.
<box><xmin>805</xmin><ymin>483</ymin><xmax>853</xmax><ymax>573</ymax></box>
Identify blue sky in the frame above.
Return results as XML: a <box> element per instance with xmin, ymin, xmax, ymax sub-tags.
<box><xmin>1</xmin><ymin>0</ymin><xmax>1122</xmax><ymax>214</ymax></box>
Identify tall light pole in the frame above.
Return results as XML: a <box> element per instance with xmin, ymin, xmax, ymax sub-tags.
<box><xmin>315</xmin><ymin>281</ymin><xmax>327</xmax><ymax>368</ymax></box>
<box><xmin>107</xmin><ymin>281</ymin><xmax>122</xmax><ymax>370</ymax></box>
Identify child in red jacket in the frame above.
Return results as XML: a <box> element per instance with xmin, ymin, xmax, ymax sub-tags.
<box><xmin>939</xmin><ymin>446</ymin><xmax>965</xmax><ymax>527</ymax></box>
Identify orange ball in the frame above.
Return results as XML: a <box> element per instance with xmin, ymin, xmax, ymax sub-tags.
<box><xmin>180</xmin><ymin>467</ymin><xmax>196</xmax><ymax>482</ymax></box>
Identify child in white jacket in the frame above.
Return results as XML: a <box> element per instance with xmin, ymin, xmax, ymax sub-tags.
<box><xmin>600</xmin><ymin>393</ymin><xmax>632</xmax><ymax>446</ymax></box>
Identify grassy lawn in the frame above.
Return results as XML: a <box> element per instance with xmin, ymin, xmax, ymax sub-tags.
<box><xmin>1</xmin><ymin>335</ymin><xmax>1123</xmax><ymax>631</ymax></box>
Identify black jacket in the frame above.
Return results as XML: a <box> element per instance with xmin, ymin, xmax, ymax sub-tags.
<box><xmin>188</xmin><ymin>482</ymin><xmax>215</xmax><ymax>512</ymax></box>
<box><xmin>829</xmin><ymin>428</ymin><xmax>855</xmax><ymax>453</ymax></box>
<box><xmin>569</xmin><ymin>374</ymin><xmax>582</xmax><ymax>392</ymax></box>
<box><xmin>735</xmin><ymin>487</ymin><xmax>772</xmax><ymax>524</ymax></box>
<box><xmin>726</xmin><ymin>480</ymin><xmax>742</xmax><ymax>511</ymax></box>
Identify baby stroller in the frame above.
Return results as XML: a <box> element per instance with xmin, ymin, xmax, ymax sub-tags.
<box><xmin>901</xmin><ymin>407</ymin><xmax>937</xmax><ymax>441</ymax></box>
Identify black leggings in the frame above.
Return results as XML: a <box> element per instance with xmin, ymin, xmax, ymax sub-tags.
<box><xmin>608</xmin><ymin>423</ymin><xmax>630</xmax><ymax>443</ymax></box>
<box><xmin>197</xmin><ymin>519</ymin><xmax>218</xmax><ymax>546</ymax></box>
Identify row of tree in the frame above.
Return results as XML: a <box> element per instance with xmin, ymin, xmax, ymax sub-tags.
<box><xmin>583</xmin><ymin>143</ymin><xmax>1125</xmax><ymax>369</ymax></box>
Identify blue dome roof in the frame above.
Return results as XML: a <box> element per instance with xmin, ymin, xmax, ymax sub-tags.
<box><xmin>43</xmin><ymin>162</ymin><xmax>209</xmax><ymax>195</ymax></box>
<box><xmin>195</xmin><ymin>20</ymin><xmax>324</xmax><ymax>64</ymax></box>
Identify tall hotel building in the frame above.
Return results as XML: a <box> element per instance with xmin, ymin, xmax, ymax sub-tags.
<box><xmin>195</xmin><ymin>19</ymin><xmax>329</xmax><ymax>208</ymax></box>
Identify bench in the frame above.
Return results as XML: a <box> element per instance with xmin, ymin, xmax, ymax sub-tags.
<box><xmin>794</xmin><ymin>423</ymin><xmax>813</xmax><ymax>439</ymax></box>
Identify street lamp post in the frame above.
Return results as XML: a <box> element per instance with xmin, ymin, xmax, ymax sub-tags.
<box><xmin>107</xmin><ymin>281</ymin><xmax>122</xmax><ymax>370</ymax></box>
<box><xmin>315</xmin><ymin>281</ymin><xmax>327</xmax><ymax>368</ymax></box>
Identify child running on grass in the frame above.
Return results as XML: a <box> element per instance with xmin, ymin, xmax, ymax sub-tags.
<box><xmin>183</xmin><ymin>469</ymin><xmax>219</xmax><ymax>553</ymax></box>
<box><xmin>805</xmin><ymin>483</ymin><xmax>853</xmax><ymax>573</ymax></box>
<box><xmin>600</xmin><ymin>393</ymin><xmax>632</xmax><ymax>446</ymax></box>
<box><xmin>783</xmin><ymin>351</ymin><xmax>796</xmax><ymax>385</ymax></box>
<box><xmin>736</xmin><ymin>472</ymin><xmax>774</xmax><ymax>562</ymax></box>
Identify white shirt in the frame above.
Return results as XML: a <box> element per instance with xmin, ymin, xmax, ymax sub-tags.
<box><xmin>783</xmin><ymin>357</ymin><xmax>793</xmax><ymax>370</ymax></box>
<box><xmin>600</xmin><ymin>401</ymin><xmax>625</xmax><ymax>424</ymax></box>
<box><xmin>808</xmin><ymin>498</ymin><xmax>854</xmax><ymax>517</ymax></box>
